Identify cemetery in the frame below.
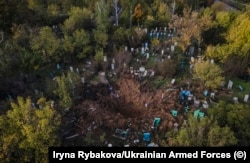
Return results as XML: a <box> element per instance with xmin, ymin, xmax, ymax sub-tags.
<box><xmin>55</xmin><ymin>23</ymin><xmax>250</xmax><ymax>146</ymax></box>
<box><xmin>1</xmin><ymin>2</ymin><xmax>250</xmax><ymax>162</ymax></box>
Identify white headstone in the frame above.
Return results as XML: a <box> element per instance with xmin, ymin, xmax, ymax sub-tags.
<box><xmin>168</xmin><ymin>55</ymin><xmax>171</xmax><ymax>59</ymax></box>
<box><xmin>139</xmin><ymin>67</ymin><xmax>145</xmax><ymax>72</ymax></box>
<box><xmin>146</xmin><ymin>53</ymin><xmax>149</xmax><ymax>59</ymax></box>
<box><xmin>131</xmin><ymin>48</ymin><xmax>134</xmax><ymax>52</ymax></box>
<box><xmin>76</xmin><ymin>68</ymin><xmax>79</xmax><ymax>73</ymax></box>
<box><xmin>151</xmin><ymin>71</ymin><xmax>155</xmax><ymax>77</ymax></box>
<box><xmin>141</xmin><ymin>47</ymin><xmax>145</xmax><ymax>54</ymax></box>
<box><xmin>81</xmin><ymin>77</ymin><xmax>85</xmax><ymax>83</ymax></box>
<box><xmin>143</xmin><ymin>70</ymin><xmax>147</xmax><ymax>77</ymax></box>
<box><xmin>244</xmin><ymin>94</ymin><xmax>249</xmax><ymax>103</ymax></box>
<box><xmin>210</xmin><ymin>92</ymin><xmax>215</xmax><ymax>99</ymax></box>
<box><xmin>174</xmin><ymin>42</ymin><xmax>178</xmax><ymax>46</ymax></box>
<box><xmin>233</xmin><ymin>97</ymin><xmax>238</xmax><ymax>103</ymax></box>
<box><xmin>161</xmin><ymin>49</ymin><xmax>164</xmax><ymax>55</ymax></box>
<box><xmin>210</xmin><ymin>59</ymin><xmax>214</xmax><ymax>64</ymax></box>
<box><xmin>69</xmin><ymin>66</ymin><xmax>73</xmax><ymax>72</ymax></box>
<box><xmin>112</xmin><ymin>58</ymin><xmax>115</xmax><ymax>63</ymax></box>
<box><xmin>191</xmin><ymin>57</ymin><xmax>195</xmax><ymax>63</ymax></box>
<box><xmin>125</xmin><ymin>46</ymin><xmax>128</xmax><ymax>52</ymax></box>
<box><xmin>203</xmin><ymin>101</ymin><xmax>209</xmax><ymax>109</ymax></box>
<box><xmin>111</xmin><ymin>63</ymin><xmax>115</xmax><ymax>70</ymax></box>
<box><xmin>130</xmin><ymin>67</ymin><xmax>134</xmax><ymax>74</ymax></box>
<box><xmin>171</xmin><ymin>45</ymin><xmax>175</xmax><ymax>52</ymax></box>
<box><xmin>227</xmin><ymin>80</ymin><xmax>233</xmax><ymax>89</ymax></box>
<box><xmin>104</xmin><ymin>56</ymin><xmax>107</xmax><ymax>62</ymax></box>
<box><xmin>194</xmin><ymin>100</ymin><xmax>200</xmax><ymax>108</ymax></box>
<box><xmin>171</xmin><ymin>79</ymin><xmax>175</xmax><ymax>85</ymax></box>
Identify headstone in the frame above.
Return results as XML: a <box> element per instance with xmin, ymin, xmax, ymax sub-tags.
<box><xmin>141</xmin><ymin>47</ymin><xmax>145</xmax><ymax>55</ymax></box>
<box><xmin>227</xmin><ymin>80</ymin><xmax>233</xmax><ymax>89</ymax></box>
<box><xmin>171</xmin><ymin>79</ymin><xmax>175</xmax><ymax>85</ymax></box>
<box><xmin>194</xmin><ymin>100</ymin><xmax>200</xmax><ymax>108</ymax></box>
<box><xmin>57</xmin><ymin>63</ymin><xmax>60</xmax><ymax>69</ymax></box>
<box><xmin>171</xmin><ymin>45</ymin><xmax>175</xmax><ymax>52</ymax></box>
<box><xmin>143</xmin><ymin>70</ymin><xmax>148</xmax><ymax>77</ymax></box>
<box><xmin>171</xmin><ymin>110</ymin><xmax>178</xmax><ymax>117</ymax></box>
<box><xmin>189</xmin><ymin>46</ymin><xmax>194</xmax><ymax>56</ymax></box>
<box><xmin>150</xmin><ymin>71</ymin><xmax>155</xmax><ymax>77</ymax></box>
<box><xmin>191</xmin><ymin>57</ymin><xmax>195</xmax><ymax>63</ymax></box>
<box><xmin>203</xmin><ymin>90</ymin><xmax>208</xmax><ymax>96</ymax></box>
<box><xmin>168</xmin><ymin>55</ymin><xmax>171</xmax><ymax>59</ymax></box>
<box><xmin>139</xmin><ymin>67</ymin><xmax>145</xmax><ymax>72</ymax></box>
<box><xmin>104</xmin><ymin>56</ymin><xmax>107</xmax><ymax>62</ymax></box>
<box><xmin>210</xmin><ymin>59</ymin><xmax>214</xmax><ymax>64</ymax></box>
<box><xmin>145</xmin><ymin>42</ymin><xmax>148</xmax><ymax>49</ymax></box>
<box><xmin>161</xmin><ymin>49</ymin><xmax>164</xmax><ymax>55</ymax></box>
<box><xmin>146</xmin><ymin>53</ymin><xmax>149</xmax><ymax>59</ymax></box>
<box><xmin>130</xmin><ymin>67</ymin><xmax>134</xmax><ymax>74</ymax></box>
<box><xmin>238</xmin><ymin>85</ymin><xmax>243</xmax><ymax>91</ymax></box>
<box><xmin>69</xmin><ymin>66</ymin><xmax>73</xmax><ymax>72</ymax></box>
<box><xmin>76</xmin><ymin>68</ymin><xmax>79</xmax><ymax>73</ymax></box>
<box><xmin>81</xmin><ymin>77</ymin><xmax>85</xmax><ymax>83</ymax></box>
<box><xmin>203</xmin><ymin>101</ymin><xmax>209</xmax><ymax>109</ymax></box>
<box><xmin>210</xmin><ymin>92</ymin><xmax>215</xmax><ymax>99</ymax></box>
<box><xmin>233</xmin><ymin>97</ymin><xmax>238</xmax><ymax>103</ymax></box>
<box><xmin>174</xmin><ymin>42</ymin><xmax>178</xmax><ymax>46</ymax></box>
<box><xmin>111</xmin><ymin>63</ymin><xmax>115</xmax><ymax>70</ymax></box>
<box><xmin>131</xmin><ymin>48</ymin><xmax>134</xmax><ymax>52</ymax></box>
<box><xmin>244</xmin><ymin>94</ymin><xmax>249</xmax><ymax>103</ymax></box>
<box><xmin>112</xmin><ymin>58</ymin><xmax>115</xmax><ymax>63</ymax></box>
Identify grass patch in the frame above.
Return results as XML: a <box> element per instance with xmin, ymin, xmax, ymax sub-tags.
<box><xmin>226</xmin><ymin>78</ymin><xmax>250</xmax><ymax>101</ymax></box>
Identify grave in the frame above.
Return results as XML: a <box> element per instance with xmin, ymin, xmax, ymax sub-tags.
<box><xmin>244</xmin><ymin>94</ymin><xmax>249</xmax><ymax>103</ymax></box>
<box><xmin>203</xmin><ymin>90</ymin><xmax>208</xmax><ymax>96</ymax></box>
<box><xmin>57</xmin><ymin>63</ymin><xmax>61</xmax><ymax>70</ymax></box>
<box><xmin>171</xmin><ymin>45</ymin><xmax>175</xmax><ymax>52</ymax></box>
<box><xmin>227</xmin><ymin>80</ymin><xmax>233</xmax><ymax>89</ymax></box>
<box><xmin>194</xmin><ymin>110</ymin><xmax>205</xmax><ymax>119</ymax></box>
<box><xmin>194</xmin><ymin>100</ymin><xmax>200</xmax><ymax>108</ymax></box>
<box><xmin>143</xmin><ymin>132</ymin><xmax>151</xmax><ymax>143</ymax></box>
<box><xmin>202</xmin><ymin>101</ymin><xmax>209</xmax><ymax>109</ymax></box>
<box><xmin>81</xmin><ymin>77</ymin><xmax>85</xmax><ymax>83</ymax></box>
<box><xmin>113</xmin><ymin>128</ymin><xmax>128</xmax><ymax>140</ymax></box>
<box><xmin>151</xmin><ymin>118</ymin><xmax>161</xmax><ymax>129</ymax></box>
<box><xmin>233</xmin><ymin>97</ymin><xmax>238</xmax><ymax>103</ymax></box>
<box><xmin>210</xmin><ymin>92</ymin><xmax>215</xmax><ymax>99</ymax></box>
<box><xmin>69</xmin><ymin>66</ymin><xmax>73</xmax><ymax>72</ymax></box>
<box><xmin>238</xmin><ymin>85</ymin><xmax>243</xmax><ymax>91</ymax></box>
<box><xmin>104</xmin><ymin>56</ymin><xmax>107</xmax><ymax>62</ymax></box>
<box><xmin>210</xmin><ymin>59</ymin><xmax>214</xmax><ymax>64</ymax></box>
<box><xmin>111</xmin><ymin>63</ymin><xmax>115</xmax><ymax>71</ymax></box>
<box><xmin>171</xmin><ymin>110</ymin><xmax>178</xmax><ymax>117</ymax></box>
<box><xmin>171</xmin><ymin>79</ymin><xmax>175</xmax><ymax>85</ymax></box>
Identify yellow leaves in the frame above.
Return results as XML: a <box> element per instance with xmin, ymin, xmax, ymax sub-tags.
<box><xmin>194</xmin><ymin>61</ymin><xmax>224</xmax><ymax>89</ymax></box>
<box><xmin>133</xmin><ymin>3</ymin><xmax>144</xmax><ymax>21</ymax></box>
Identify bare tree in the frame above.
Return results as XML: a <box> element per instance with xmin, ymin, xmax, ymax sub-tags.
<box><xmin>112</xmin><ymin>0</ymin><xmax>122</xmax><ymax>26</ymax></box>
